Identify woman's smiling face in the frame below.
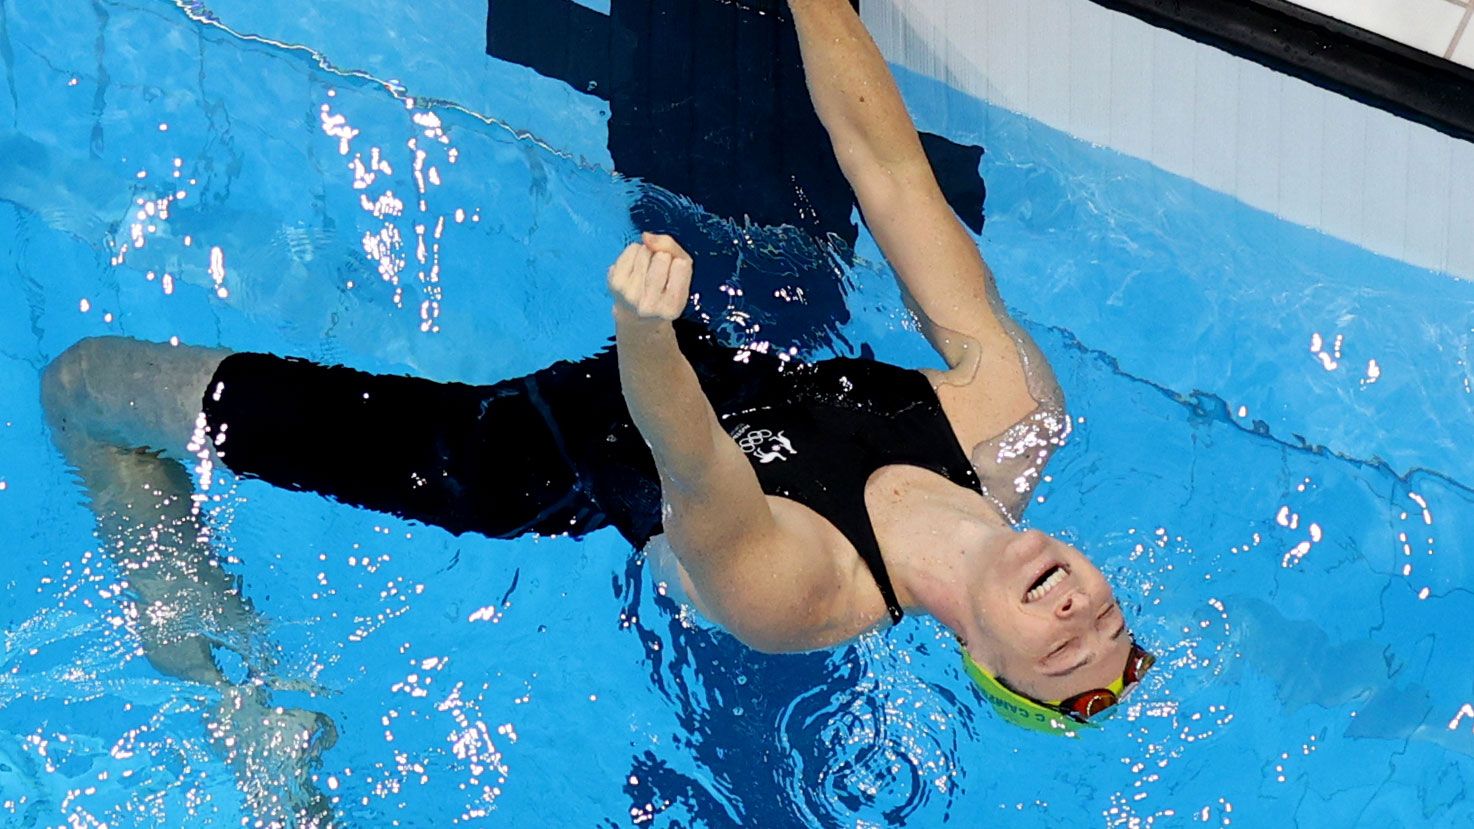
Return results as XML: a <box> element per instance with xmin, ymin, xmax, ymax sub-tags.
<box><xmin>964</xmin><ymin>529</ymin><xmax>1134</xmax><ymax>703</ymax></box>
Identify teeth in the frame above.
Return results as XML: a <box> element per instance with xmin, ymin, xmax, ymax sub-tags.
<box><xmin>1026</xmin><ymin>567</ymin><xmax>1067</xmax><ymax>602</ymax></box>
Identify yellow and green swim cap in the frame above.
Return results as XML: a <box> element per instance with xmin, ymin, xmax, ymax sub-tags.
<box><xmin>961</xmin><ymin>648</ymin><xmax>1102</xmax><ymax>736</ymax></box>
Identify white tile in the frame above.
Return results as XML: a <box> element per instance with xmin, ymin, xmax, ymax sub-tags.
<box><xmin>905</xmin><ymin>1</ymin><xmax>954</xmax><ymax>86</ymax></box>
<box><xmin>944</xmin><ymin>0</ymin><xmax>990</xmax><ymax>102</ymax></box>
<box><xmin>1403</xmin><ymin>124</ymin><xmax>1454</xmax><ymax>275</ymax></box>
<box><xmin>1232</xmin><ymin>61</ymin><xmax>1283</xmax><ymax>216</ymax></box>
<box><xmin>874</xmin><ymin>0</ymin><xmax>1474</xmax><ymax>281</ymax></box>
<box><xmin>1275</xmin><ymin>74</ymin><xmax>1327</xmax><ymax>230</ymax></box>
<box><xmin>1147</xmin><ymin>29</ymin><xmax>1198</xmax><ymax>181</ymax></box>
<box><xmin>921</xmin><ymin>1</ymin><xmax>962</xmax><ymax>87</ymax></box>
<box><xmin>863</xmin><ymin>1</ymin><xmax>900</xmax><ymax>63</ymax></box>
<box><xmin>1107</xmin><ymin>12</ymin><xmax>1156</xmax><ymax>160</ymax></box>
<box><xmin>1452</xmin><ymin>14</ymin><xmax>1474</xmax><ymax>68</ymax></box>
<box><xmin>1360</xmin><ymin>112</ymin><xmax>1412</xmax><ymax>264</ymax></box>
<box><xmin>868</xmin><ymin>0</ymin><xmax>961</xmax><ymax>98</ymax></box>
<box><xmin>981</xmin><ymin>0</ymin><xmax>1031</xmax><ymax>113</ymax></box>
<box><xmin>1290</xmin><ymin>0</ymin><xmax>1468</xmax><ymax>57</ymax></box>
<box><xmin>1025</xmin><ymin>0</ymin><xmax>1072</xmax><ymax>130</ymax></box>
<box><xmin>1066</xmin><ymin>0</ymin><xmax>1113</xmax><ymax>144</ymax></box>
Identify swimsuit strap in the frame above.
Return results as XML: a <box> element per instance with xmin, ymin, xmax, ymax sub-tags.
<box><xmin>669</xmin><ymin>322</ymin><xmax>982</xmax><ymax>630</ymax></box>
<box><xmin>872</xmin><ymin>557</ymin><xmax>906</xmax><ymax>624</ymax></box>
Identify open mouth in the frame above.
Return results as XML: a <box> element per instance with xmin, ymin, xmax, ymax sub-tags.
<box><xmin>1025</xmin><ymin>564</ymin><xmax>1067</xmax><ymax>603</ymax></box>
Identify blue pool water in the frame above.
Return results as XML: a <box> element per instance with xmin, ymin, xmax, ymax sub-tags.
<box><xmin>3</xmin><ymin>0</ymin><xmax>1474</xmax><ymax>826</ymax></box>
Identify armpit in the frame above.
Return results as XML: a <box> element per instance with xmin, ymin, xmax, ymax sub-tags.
<box><xmin>970</xmin><ymin>403</ymin><xmax>1072</xmax><ymax>525</ymax></box>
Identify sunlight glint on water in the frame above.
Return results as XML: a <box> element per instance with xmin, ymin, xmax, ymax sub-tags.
<box><xmin>0</xmin><ymin>0</ymin><xmax>1472</xmax><ymax>826</ymax></box>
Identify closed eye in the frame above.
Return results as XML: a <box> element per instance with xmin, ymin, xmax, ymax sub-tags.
<box><xmin>1043</xmin><ymin>607</ymin><xmax>1122</xmax><ymax>673</ymax></box>
<box><xmin>1100</xmin><ymin>602</ymin><xmax>1127</xmax><ymax>642</ymax></box>
<box><xmin>1042</xmin><ymin>613</ymin><xmax>1131</xmax><ymax>679</ymax></box>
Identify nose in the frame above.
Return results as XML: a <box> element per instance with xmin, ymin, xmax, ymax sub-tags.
<box><xmin>1054</xmin><ymin>588</ymin><xmax>1087</xmax><ymax>619</ymax></box>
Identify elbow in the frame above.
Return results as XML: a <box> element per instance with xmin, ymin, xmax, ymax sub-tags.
<box><xmin>727</xmin><ymin>619</ymin><xmax>842</xmax><ymax>655</ymax></box>
<box><xmin>725</xmin><ymin>619</ymin><xmax>801</xmax><ymax>655</ymax></box>
<box><xmin>712</xmin><ymin>587</ymin><xmax>836</xmax><ymax>655</ymax></box>
<box><xmin>687</xmin><ymin>576</ymin><xmax>799</xmax><ymax>653</ymax></box>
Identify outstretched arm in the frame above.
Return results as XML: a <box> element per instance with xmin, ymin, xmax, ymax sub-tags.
<box><xmin>787</xmin><ymin>0</ymin><xmax>1060</xmax><ymax>428</ymax></box>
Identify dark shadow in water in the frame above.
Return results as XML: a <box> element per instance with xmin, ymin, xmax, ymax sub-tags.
<box><xmin>613</xmin><ymin>553</ymin><xmax>969</xmax><ymax>827</ymax></box>
<box><xmin>486</xmin><ymin>0</ymin><xmax>986</xmax><ymax>347</ymax></box>
<box><xmin>484</xmin><ymin>1</ymin><xmax>990</xmax><ymax>820</ymax></box>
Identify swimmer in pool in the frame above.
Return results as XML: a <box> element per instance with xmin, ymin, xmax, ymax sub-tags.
<box><xmin>41</xmin><ymin>0</ymin><xmax>1149</xmax><ymax>757</ymax></box>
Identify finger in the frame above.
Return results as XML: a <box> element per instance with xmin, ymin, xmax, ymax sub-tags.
<box><xmin>666</xmin><ymin>253</ymin><xmax>693</xmax><ymax>301</ymax></box>
<box><xmin>651</xmin><ymin>291</ymin><xmax>687</xmax><ymax>321</ymax></box>
<box><xmin>607</xmin><ymin>243</ymin><xmax>642</xmax><ymax>297</ymax></box>
<box><xmin>657</xmin><ymin>254</ymin><xmax>694</xmax><ymax>319</ymax></box>
<box><xmin>638</xmin><ymin>252</ymin><xmax>670</xmax><ymax>318</ymax></box>
<box><xmin>648</xmin><ymin>251</ymin><xmax>673</xmax><ymax>293</ymax></box>
<box><xmin>630</xmin><ymin>244</ymin><xmax>654</xmax><ymax>309</ymax></box>
<box><xmin>611</xmin><ymin>242</ymin><xmax>640</xmax><ymax>284</ymax></box>
<box><xmin>630</xmin><ymin>241</ymin><xmax>654</xmax><ymax>287</ymax></box>
<box><xmin>617</xmin><ymin>241</ymin><xmax>641</xmax><ymax>269</ymax></box>
<box><xmin>643</xmin><ymin>233</ymin><xmax>690</xmax><ymax>261</ymax></box>
<box><xmin>637</xmin><ymin>292</ymin><xmax>663</xmax><ymax>319</ymax></box>
<box><xmin>609</xmin><ymin>243</ymin><xmax>646</xmax><ymax>308</ymax></box>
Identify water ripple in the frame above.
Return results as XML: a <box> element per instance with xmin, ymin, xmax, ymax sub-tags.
<box><xmin>775</xmin><ymin>639</ymin><xmax>958</xmax><ymax>827</ymax></box>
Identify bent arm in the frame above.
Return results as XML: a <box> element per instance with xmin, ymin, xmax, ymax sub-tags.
<box><xmin>609</xmin><ymin>239</ymin><xmax>855</xmax><ymax>645</ymax></box>
<box><xmin>616</xmin><ymin>314</ymin><xmax>856</xmax><ymax>648</ymax></box>
<box><xmin>608</xmin><ymin>239</ymin><xmax>779</xmax><ymax>589</ymax></box>
<box><xmin>614</xmin><ymin>313</ymin><xmax>776</xmax><ymax>556</ymax></box>
<box><xmin>788</xmin><ymin>0</ymin><xmax>1059</xmax><ymax>412</ymax></box>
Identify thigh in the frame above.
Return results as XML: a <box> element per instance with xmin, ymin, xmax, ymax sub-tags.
<box><xmin>203</xmin><ymin>352</ymin><xmax>602</xmax><ymax>539</ymax></box>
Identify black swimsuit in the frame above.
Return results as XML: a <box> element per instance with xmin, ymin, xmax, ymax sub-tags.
<box><xmin>201</xmin><ymin>321</ymin><xmax>984</xmax><ymax>623</ymax></box>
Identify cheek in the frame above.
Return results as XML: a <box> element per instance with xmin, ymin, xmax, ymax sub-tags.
<box><xmin>1063</xmin><ymin>550</ymin><xmax>1109</xmax><ymax>593</ymax></box>
<box><xmin>971</xmin><ymin>588</ymin><xmax>1011</xmax><ymax>630</ymax></box>
<box><xmin>973</xmin><ymin>597</ymin><xmax>1042</xmax><ymax>653</ymax></box>
<box><xmin>978</xmin><ymin>633</ymin><xmax>1037</xmax><ymax>683</ymax></box>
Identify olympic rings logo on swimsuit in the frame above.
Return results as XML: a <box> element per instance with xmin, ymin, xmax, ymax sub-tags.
<box><xmin>731</xmin><ymin>425</ymin><xmax>797</xmax><ymax>463</ymax></box>
<box><xmin>735</xmin><ymin>427</ymin><xmax>774</xmax><ymax>452</ymax></box>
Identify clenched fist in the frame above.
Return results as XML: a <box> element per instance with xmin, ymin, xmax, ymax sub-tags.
<box><xmin>607</xmin><ymin>232</ymin><xmax>693</xmax><ymax>324</ymax></box>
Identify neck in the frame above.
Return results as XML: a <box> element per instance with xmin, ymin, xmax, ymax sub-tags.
<box><xmin>888</xmin><ymin>504</ymin><xmax>1015</xmax><ymax>640</ymax></box>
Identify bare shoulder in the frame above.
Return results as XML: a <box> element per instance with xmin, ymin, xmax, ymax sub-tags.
<box><xmin>668</xmin><ymin>497</ymin><xmax>889</xmax><ymax>653</ymax></box>
<box><xmin>926</xmin><ymin>316</ymin><xmax>1065</xmax><ymax>452</ymax></box>
<box><xmin>919</xmin><ymin>322</ymin><xmax>1069</xmax><ymax>523</ymax></box>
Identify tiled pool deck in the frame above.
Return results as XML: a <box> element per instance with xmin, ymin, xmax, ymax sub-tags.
<box><xmin>1288</xmin><ymin>0</ymin><xmax>1474</xmax><ymax>67</ymax></box>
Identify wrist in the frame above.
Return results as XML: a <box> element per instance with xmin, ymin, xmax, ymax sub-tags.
<box><xmin>613</xmin><ymin>304</ymin><xmax>675</xmax><ymax>335</ymax></box>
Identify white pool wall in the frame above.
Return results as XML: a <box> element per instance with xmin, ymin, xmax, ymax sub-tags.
<box><xmin>862</xmin><ymin>0</ymin><xmax>1474</xmax><ymax>281</ymax></box>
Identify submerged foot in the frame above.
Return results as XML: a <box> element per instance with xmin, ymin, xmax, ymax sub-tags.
<box><xmin>204</xmin><ymin>686</ymin><xmax>340</xmax><ymax>826</ymax></box>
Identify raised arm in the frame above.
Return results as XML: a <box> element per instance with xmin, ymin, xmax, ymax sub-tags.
<box><xmin>607</xmin><ymin>234</ymin><xmax>848</xmax><ymax>647</ymax></box>
<box><xmin>608</xmin><ymin>235</ymin><xmax>774</xmax><ymax>556</ymax></box>
<box><xmin>787</xmin><ymin>0</ymin><xmax>1060</xmax><ymax>425</ymax></box>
